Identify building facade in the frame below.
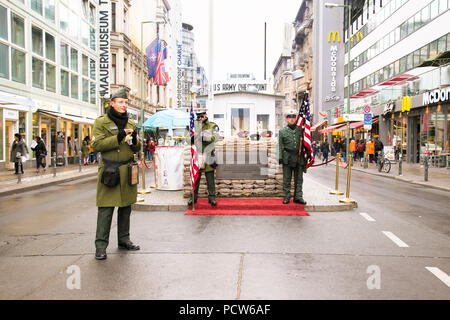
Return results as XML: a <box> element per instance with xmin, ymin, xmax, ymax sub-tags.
<box><xmin>340</xmin><ymin>0</ymin><xmax>450</xmax><ymax>163</ymax></box>
<box><xmin>0</xmin><ymin>0</ymin><xmax>101</xmax><ymax>170</ymax></box>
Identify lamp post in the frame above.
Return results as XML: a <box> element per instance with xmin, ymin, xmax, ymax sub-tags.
<box><xmin>140</xmin><ymin>20</ymin><xmax>165</xmax><ymax>155</ymax></box>
<box><xmin>325</xmin><ymin>2</ymin><xmax>352</xmax><ymax>163</ymax></box>
<box><xmin>283</xmin><ymin>69</ymin><xmax>305</xmax><ymax>111</ymax></box>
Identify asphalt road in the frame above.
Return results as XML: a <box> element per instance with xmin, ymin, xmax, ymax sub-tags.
<box><xmin>0</xmin><ymin>168</ymin><xmax>449</xmax><ymax>300</ymax></box>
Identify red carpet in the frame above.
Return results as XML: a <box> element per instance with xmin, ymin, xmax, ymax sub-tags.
<box><xmin>185</xmin><ymin>198</ymin><xmax>310</xmax><ymax>216</ymax></box>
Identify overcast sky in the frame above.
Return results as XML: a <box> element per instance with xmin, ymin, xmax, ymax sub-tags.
<box><xmin>179</xmin><ymin>0</ymin><xmax>302</xmax><ymax>82</ymax></box>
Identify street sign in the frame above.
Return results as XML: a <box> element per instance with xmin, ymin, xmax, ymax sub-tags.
<box><xmin>364</xmin><ymin>113</ymin><xmax>373</xmax><ymax>125</ymax></box>
<box><xmin>364</xmin><ymin>125</ymin><xmax>372</xmax><ymax>130</ymax></box>
<box><xmin>364</xmin><ymin>106</ymin><xmax>371</xmax><ymax>113</ymax></box>
<box><xmin>343</xmin><ymin>114</ymin><xmax>364</xmax><ymax>122</ymax></box>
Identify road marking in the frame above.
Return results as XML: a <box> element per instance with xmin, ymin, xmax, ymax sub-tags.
<box><xmin>360</xmin><ymin>212</ymin><xmax>376</xmax><ymax>222</ymax></box>
<box><xmin>382</xmin><ymin>231</ymin><xmax>409</xmax><ymax>247</ymax></box>
<box><xmin>425</xmin><ymin>267</ymin><xmax>450</xmax><ymax>287</ymax></box>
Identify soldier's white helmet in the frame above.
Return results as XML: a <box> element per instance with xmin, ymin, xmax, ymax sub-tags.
<box><xmin>195</xmin><ymin>108</ymin><xmax>208</xmax><ymax>116</ymax></box>
<box><xmin>285</xmin><ymin>109</ymin><xmax>297</xmax><ymax>117</ymax></box>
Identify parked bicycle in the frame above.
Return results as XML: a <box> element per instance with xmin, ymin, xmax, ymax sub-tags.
<box><xmin>377</xmin><ymin>151</ymin><xmax>391</xmax><ymax>173</ymax></box>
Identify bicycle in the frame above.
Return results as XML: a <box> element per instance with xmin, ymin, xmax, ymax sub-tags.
<box><xmin>377</xmin><ymin>151</ymin><xmax>391</xmax><ymax>173</ymax></box>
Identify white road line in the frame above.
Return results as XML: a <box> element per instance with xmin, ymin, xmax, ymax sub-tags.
<box><xmin>360</xmin><ymin>212</ymin><xmax>376</xmax><ymax>222</ymax></box>
<box><xmin>382</xmin><ymin>231</ymin><xmax>409</xmax><ymax>247</ymax></box>
<box><xmin>425</xmin><ymin>267</ymin><xmax>450</xmax><ymax>287</ymax></box>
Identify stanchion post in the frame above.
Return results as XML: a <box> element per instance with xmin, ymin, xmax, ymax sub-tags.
<box><xmin>53</xmin><ymin>152</ymin><xmax>57</xmax><ymax>177</ymax></box>
<box><xmin>340</xmin><ymin>154</ymin><xmax>356</xmax><ymax>204</ymax></box>
<box><xmin>424</xmin><ymin>154</ymin><xmax>429</xmax><ymax>182</ymax></box>
<box><xmin>17</xmin><ymin>158</ymin><xmax>22</xmax><ymax>184</ymax></box>
<box><xmin>398</xmin><ymin>153</ymin><xmax>402</xmax><ymax>176</ymax></box>
<box><xmin>330</xmin><ymin>153</ymin><xmax>344</xmax><ymax>195</ymax></box>
<box><xmin>79</xmin><ymin>150</ymin><xmax>82</xmax><ymax>172</ymax></box>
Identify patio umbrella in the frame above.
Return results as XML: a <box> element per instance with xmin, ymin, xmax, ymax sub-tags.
<box><xmin>142</xmin><ymin>109</ymin><xmax>190</xmax><ymax>129</ymax></box>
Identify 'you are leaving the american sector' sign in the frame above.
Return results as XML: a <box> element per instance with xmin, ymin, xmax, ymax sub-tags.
<box><xmin>98</xmin><ymin>0</ymin><xmax>111</xmax><ymax>98</ymax></box>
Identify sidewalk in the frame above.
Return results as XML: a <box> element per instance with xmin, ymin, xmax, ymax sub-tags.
<box><xmin>331</xmin><ymin>159</ymin><xmax>450</xmax><ymax>192</ymax></box>
<box><xmin>0</xmin><ymin>164</ymin><xmax>98</xmax><ymax>197</ymax></box>
<box><xmin>133</xmin><ymin>174</ymin><xmax>357</xmax><ymax>212</ymax></box>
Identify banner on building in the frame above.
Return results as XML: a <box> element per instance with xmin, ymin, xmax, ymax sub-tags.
<box><xmin>98</xmin><ymin>0</ymin><xmax>111</xmax><ymax>98</ymax></box>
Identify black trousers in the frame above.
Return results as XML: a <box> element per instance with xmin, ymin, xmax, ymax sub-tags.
<box><xmin>36</xmin><ymin>155</ymin><xmax>45</xmax><ymax>169</ymax></box>
<box><xmin>14</xmin><ymin>161</ymin><xmax>23</xmax><ymax>174</ymax></box>
<box><xmin>95</xmin><ymin>206</ymin><xmax>132</xmax><ymax>249</ymax></box>
<box><xmin>192</xmin><ymin>170</ymin><xmax>216</xmax><ymax>202</ymax></box>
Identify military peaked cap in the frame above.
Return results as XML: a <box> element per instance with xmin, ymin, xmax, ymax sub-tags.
<box><xmin>111</xmin><ymin>88</ymin><xmax>128</xmax><ymax>100</ymax></box>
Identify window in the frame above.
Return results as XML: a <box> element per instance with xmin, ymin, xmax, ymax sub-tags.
<box><xmin>0</xmin><ymin>43</ymin><xmax>9</xmax><ymax>79</ymax></box>
<box><xmin>61</xmin><ymin>70</ymin><xmax>69</xmax><ymax>96</ymax></box>
<box><xmin>82</xmin><ymin>78</ymin><xmax>89</xmax><ymax>102</ymax></box>
<box><xmin>32</xmin><ymin>57</ymin><xmax>44</xmax><ymax>89</ymax></box>
<box><xmin>399</xmin><ymin>56</ymin><xmax>407</xmax><ymax>73</ymax></box>
<box><xmin>406</xmin><ymin>53</ymin><xmax>413</xmax><ymax>70</ymax></box>
<box><xmin>414</xmin><ymin>12</ymin><xmax>422</xmax><ymax>30</ymax></box>
<box><xmin>421</xmin><ymin>5</ymin><xmax>430</xmax><ymax>24</ymax></box>
<box><xmin>0</xmin><ymin>5</ymin><xmax>7</xmax><ymax>40</ymax></box>
<box><xmin>420</xmin><ymin>45</ymin><xmax>429</xmax><ymax>63</ymax></box>
<box><xmin>89</xmin><ymin>4</ymin><xmax>95</xmax><ymax>25</ymax></box>
<box><xmin>429</xmin><ymin>40</ymin><xmax>438</xmax><ymax>57</ymax></box>
<box><xmin>82</xmin><ymin>55</ymin><xmax>89</xmax><ymax>76</ymax></box>
<box><xmin>11</xmin><ymin>48</ymin><xmax>25</xmax><ymax>83</ymax></box>
<box><xmin>71</xmin><ymin>74</ymin><xmax>78</xmax><ymax>99</ymax></box>
<box><xmin>61</xmin><ymin>42</ymin><xmax>69</xmax><ymax>68</ymax></box>
<box><xmin>11</xmin><ymin>13</ymin><xmax>25</xmax><ymax>48</ymax></box>
<box><xmin>400</xmin><ymin>22</ymin><xmax>408</xmax><ymax>39</ymax></box>
<box><xmin>45</xmin><ymin>33</ymin><xmax>55</xmax><ymax>61</ymax></box>
<box><xmin>413</xmin><ymin>49</ymin><xmax>420</xmax><ymax>67</ymax></box>
<box><xmin>439</xmin><ymin>0</ymin><xmax>448</xmax><ymax>13</ymax></box>
<box><xmin>112</xmin><ymin>2</ymin><xmax>116</xmax><ymax>32</ymax></box>
<box><xmin>90</xmin><ymin>27</ymin><xmax>95</xmax><ymax>50</ymax></box>
<box><xmin>31</xmin><ymin>0</ymin><xmax>43</xmax><ymax>15</ymax></box>
<box><xmin>32</xmin><ymin>26</ymin><xmax>43</xmax><ymax>56</ymax></box>
<box><xmin>430</xmin><ymin>0</ymin><xmax>439</xmax><ymax>19</ymax></box>
<box><xmin>111</xmin><ymin>54</ymin><xmax>116</xmax><ymax>84</ymax></box>
<box><xmin>70</xmin><ymin>48</ymin><xmax>78</xmax><ymax>72</ymax></box>
<box><xmin>81</xmin><ymin>21</ymin><xmax>89</xmax><ymax>47</ymax></box>
<box><xmin>60</xmin><ymin>4</ymin><xmax>69</xmax><ymax>32</ymax></box>
<box><xmin>407</xmin><ymin>17</ymin><xmax>414</xmax><ymax>34</ymax></box>
<box><xmin>437</xmin><ymin>35</ymin><xmax>447</xmax><ymax>52</ymax></box>
<box><xmin>285</xmin><ymin>94</ymin><xmax>290</xmax><ymax>106</ymax></box>
<box><xmin>394</xmin><ymin>59</ymin><xmax>400</xmax><ymax>75</ymax></box>
<box><xmin>44</xmin><ymin>0</ymin><xmax>55</xmax><ymax>22</ymax></box>
<box><xmin>90</xmin><ymin>82</ymin><xmax>96</xmax><ymax>104</ymax></box>
<box><xmin>46</xmin><ymin>63</ymin><xmax>55</xmax><ymax>92</ymax></box>
<box><xmin>90</xmin><ymin>58</ymin><xmax>95</xmax><ymax>80</ymax></box>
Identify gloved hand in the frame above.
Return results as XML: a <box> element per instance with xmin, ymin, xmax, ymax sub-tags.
<box><xmin>132</xmin><ymin>130</ymin><xmax>138</xmax><ymax>145</ymax></box>
<box><xmin>279</xmin><ymin>159</ymin><xmax>283</xmax><ymax>165</ymax></box>
<box><xmin>117</xmin><ymin>129</ymin><xmax>126</xmax><ymax>144</ymax></box>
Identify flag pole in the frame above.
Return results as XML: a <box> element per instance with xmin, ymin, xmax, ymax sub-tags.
<box><xmin>191</xmin><ymin>92</ymin><xmax>196</xmax><ymax>212</ymax></box>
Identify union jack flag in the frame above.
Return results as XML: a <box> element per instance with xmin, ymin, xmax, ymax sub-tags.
<box><xmin>154</xmin><ymin>43</ymin><xmax>169</xmax><ymax>86</ymax></box>
<box><xmin>297</xmin><ymin>93</ymin><xmax>314</xmax><ymax>168</ymax></box>
<box><xmin>189</xmin><ymin>102</ymin><xmax>200</xmax><ymax>193</ymax></box>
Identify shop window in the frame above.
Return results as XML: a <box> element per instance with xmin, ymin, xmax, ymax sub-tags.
<box><xmin>0</xmin><ymin>109</ymin><xmax>3</xmax><ymax>161</ymax></box>
<box><xmin>71</xmin><ymin>74</ymin><xmax>78</xmax><ymax>99</ymax></box>
<box><xmin>45</xmin><ymin>33</ymin><xmax>55</xmax><ymax>61</ymax></box>
<box><xmin>19</xmin><ymin>112</ymin><xmax>26</xmax><ymax>137</ymax></box>
<box><xmin>82</xmin><ymin>78</ymin><xmax>89</xmax><ymax>102</ymax></box>
<box><xmin>32</xmin><ymin>57</ymin><xmax>44</xmax><ymax>89</ymax></box>
<box><xmin>31</xmin><ymin>0</ymin><xmax>43</xmax><ymax>15</ymax></box>
<box><xmin>0</xmin><ymin>5</ymin><xmax>7</xmax><ymax>40</ymax></box>
<box><xmin>0</xmin><ymin>43</ymin><xmax>8</xmax><ymax>79</ymax></box>
<box><xmin>46</xmin><ymin>63</ymin><xmax>55</xmax><ymax>92</ymax></box>
<box><xmin>45</xmin><ymin>0</ymin><xmax>55</xmax><ymax>22</ymax></box>
<box><xmin>61</xmin><ymin>70</ymin><xmax>69</xmax><ymax>96</ymax></box>
<box><xmin>61</xmin><ymin>42</ymin><xmax>69</xmax><ymax>68</ymax></box>
<box><xmin>11</xmin><ymin>48</ymin><xmax>25</xmax><ymax>84</ymax></box>
<box><xmin>11</xmin><ymin>13</ymin><xmax>25</xmax><ymax>48</ymax></box>
<box><xmin>32</xmin><ymin>26</ymin><xmax>43</xmax><ymax>56</ymax></box>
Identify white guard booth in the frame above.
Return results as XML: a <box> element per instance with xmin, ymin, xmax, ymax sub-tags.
<box><xmin>155</xmin><ymin>146</ymin><xmax>184</xmax><ymax>190</ymax></box>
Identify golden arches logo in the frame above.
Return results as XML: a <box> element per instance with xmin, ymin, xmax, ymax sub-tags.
<box><xmin>350</xmin><ymin>31</ymin><xmax>364</xmax><ymax>43</ymax></box>
<box><xmin>328</xmin><ymin>32</ymin><xmax>341</xmax><ymax>43</ymax></box>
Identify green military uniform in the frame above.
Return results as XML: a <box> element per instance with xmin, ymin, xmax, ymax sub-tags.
<box><xmin>278</xmin><ymin>124</ymin><xmax>308</xmax><ymax>202</ymax></box>
<box><xmin>92</xmin><ymin>88</ymin><xmax>142</xmax><ymax>251</ymax></box>
<box><xmin>192</xmin><ymin>116</ymin><xmax>219</xmax><ymax>204</ymax></box>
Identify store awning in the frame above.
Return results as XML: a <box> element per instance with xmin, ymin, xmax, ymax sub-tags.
<box><xmin>37</xmin><ymin>109</ymin><xmax>95</xmax><ymax>125</ymax></box>
<box><xmin>311</xmin><ymin>120</ymin><xmax>327</xmax><ymax>132</ymax></box>
<box><xmin>319</xmin><ymin>123</ymin><xmax>346</xmax><ymax>134</ymax></box>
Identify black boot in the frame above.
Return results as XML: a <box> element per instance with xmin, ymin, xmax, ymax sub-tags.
<box><xmin>118</xmin><ymin>241</ymin><xmax>140</xmax><ymax>251</ymax></box>
<box><xmin>188</xmin><ymin>199</ymin><xmax>197</xmax><ymax>206</ymax></box>
<box><xmin>294</xmin><ymin>198</ymin><xmax>307</xmax><ymax>205</ymax></box>
<box><xmin>283</xmin><ymin>198</ymin><xmax>290</xmax><ymax>205</ymax></box>
<box><xmin>208</xmin><ymin>199</ymin><xmax>217</xmax><ymax>207</ymax></box>
<box><xmin>95</xmin><ymin>248</ymin><xmax>107</xmax><ymax>260</ymax></box>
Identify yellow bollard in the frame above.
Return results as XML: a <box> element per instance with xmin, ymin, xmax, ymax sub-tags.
<box><xmin>340</xmin><ymin>154</ymin><xmax>356</xmax><ymax>204</ymax></box>
<box><xmin>138</xmin><ymin>152</ymin><xmax>151</xmax><ymax>194</ymax></box>
<box><xmin>330</xmin><ymin>153</ymin><xmax>344</xmax><ymax>195</ymax></box>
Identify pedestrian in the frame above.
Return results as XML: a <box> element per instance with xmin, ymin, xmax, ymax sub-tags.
<box><xmin>357</xmin><ymin>140</ymin><xmax>365</xmax><ymax>161</ymax></box>
<box><xmin>312</xmin><ymin>140</ymin><xmax>319</xmax><ymax>159</ymax></box>
<box><xmin>31</xmin><ymin>136</ymin><xmax>47</xmax><ymax>174</ymax></box>
<box><xmin>67</xmin><ymin>136</ymin><xmax>74</xmax><ymax>157</ymax></box>
<box><xmin>82</xmin><ymin>136</ymin><xmax>90</xmax><ymax>165</ymax></box>
<box><xmin>10</xmin><ymin>133</ymin><xmax>29</xmax><ymax>175</ymax></box>
<box><xmin>374</xmin><ymin>135</ymin><xmax>384</xmax><ymax>163</ymax></box>
<box><xmin>278</xmin><ymin>109</ymin><xmax>309</xmax><ymax>205</ymax></box>
<box><xmin>321</xmin><ymin>140</ymin><xmax>330</xmax><ymax>165</ymax></box>
<box><xmin>350</xmin><ymin>138</ymin><xmax>356</xmax><ymax>161</ymax></box>
<box><xmin>342</xmin><ymin>140</ymin><xmax>347</xmax><ymax>162</ymax></box>
<box><xmin>92</xmin><ymin>88</ymin><xmax>142</xmax><ymax>260</ymax></box>
<box><xmin>188</xmin><ymin>108</ymin><xmax>219</xmax><ymax>207</ymax></box>
<box><xmin>143</xmin><ymin>139</ymin><xmax>149</xmax><ymax>160</ymax></box>
<box><xmin>366</xmin><ymin>139</ymin><xmax>375</xmax><ymax>163</ymax></box>
<box><xmin>148</xmin><ymin>138</ymin><xmax>156</xmax><ymax>161</ymax></box>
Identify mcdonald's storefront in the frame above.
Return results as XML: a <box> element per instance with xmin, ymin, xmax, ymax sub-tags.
<box><xmin>382</xmin><ymin>88</ymin><xmax>450</xmax><ymax>164</ymax></box>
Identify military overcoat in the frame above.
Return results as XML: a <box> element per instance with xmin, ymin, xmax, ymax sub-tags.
<box><xmin>278</xmin><ymin>125</ymin><xmax>307</xmax><ymax>167</ymax></box>
<box><xmin>92</xmin><ymin>114</ymin><xmax>142</xmax><ymax>207</ymax></box>
<box><xmin>194</xmin><ymin>119</ymin><xmax>219</xmax><ymax>173</ymax></box>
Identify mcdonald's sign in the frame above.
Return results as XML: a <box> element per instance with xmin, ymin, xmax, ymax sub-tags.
<box><xmin>350</xmin><ymin>31</ymin><xmax>364</xmax><ymax>42</ymax></box>
<box><xmin>328</xmin><ymin>31</ymin><xmax>341</xmax><ymax>43</ymax></box>
<box><xmin>401</xmin><ymin>96</ymin><xmax>411</xmax><ymax>112</ymax></box>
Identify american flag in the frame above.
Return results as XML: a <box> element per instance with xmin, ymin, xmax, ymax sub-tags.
<box><xmin>189</xmin><ymin>102</ymin><xmax>200</xmax><ymax>194</ymax></box>
<box><xmin>297</xmin><ymin>93</ymin><xmax>314</xmax><ymax>168</ymax></box>
<box><xmin>154</xmin><ymin>43</ymin><xmax>169</xmax><ymax>86</ymax></box>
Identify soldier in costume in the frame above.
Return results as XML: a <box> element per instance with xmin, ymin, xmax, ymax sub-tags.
<box><xmin>188</xmin><ymin>108</ymin><xmax>220</xmax><ymax>207</ymax></box>
<box><xmin>278</xmin><ymin>109</ymin><xmax>309</xmax><ymax>205</ymax></box>
<box><xmin>92</xmin><ymin>88</ymin><xmax>142</xmax><ymax>260</ymax></box>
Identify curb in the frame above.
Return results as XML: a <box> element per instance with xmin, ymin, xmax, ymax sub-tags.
<box><xmin>349</xmin><ymin>166</ymin><xmax>450</xmax><ymax>193</ymax></box>
<box><xmin>0</xmin><ymin>172</ymin><xmax>98</xmax><ymax>197</ymax></box>
<box><xmin>132</xmin><ymin>202</ymin><xmax>357</xmax><ymax>212</ymax></box>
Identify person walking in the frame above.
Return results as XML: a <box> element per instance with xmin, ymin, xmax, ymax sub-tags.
<box><xmin>92</xmin><ymin>88</ymin><xmax>142</xmax><ymax>260</ymax></box>
<box><xmin>31</xmin><ymin>136</ymin><xmax>47</xmax><ymax>174</ymax></box>
<box><xmin>374</xmin><ymin>135</ymin><xmax>384</xmax><ymax>163</ymax></box>
<box><xmin>188</xmin><ymin>108</ymin><xmax>220</xmax><ymax>207</ymax></box>
<box><xmin>148</xmin><ymin>138</ymin><xmax>156</xmax><ymax>161</ymax></box>
<box><xmin>82</xmin><ymin>136</ymin><xmax>90</xmax><ymax>165</ymax></box>
<box><xmin>357</xmin><ymin>140</ymin><xmax>365</xmax><ymax>162</ymax></box>
<box><xmin>321</xmin><ymin>140</ymin><xmax>330</xmax><ymax>165</ymax></box>
<box><xmin>366</xmin><ymin>139</ymin><xmax>375</xmax><ymax>163</ymax></box>
<box><xmin>350</xmin><ymin>138</ymin><xmax>356</xmax><ymax>161</ymax></box>
<box><xmin>278</xmin><ymin>109</ymin><xmax>309</xmax><ymax>205</ymax></box>
<box><xmin>312</xmin><ymin>141</ymin><xmax>319</xmax><ymax>159</ymax></box>
<box><xmin>10</xmin><ymin>133</ymin><xmax>29</xmax><ymax>175</ymax></box>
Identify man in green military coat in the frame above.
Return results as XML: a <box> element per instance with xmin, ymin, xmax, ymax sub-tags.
<box><xmin>188</xmin><ymin>108</ymin><xmax>219</xmax><ymax>207</ymax></box>
<box><xmin>278</xmin><ymin>109</ymin><xmax>309</xmax><ymax>205</ymax></box>
<box><xmin>92</xmin><ymin>88</ymin><xmax>142</xmax><ymax>260</ymax></box>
